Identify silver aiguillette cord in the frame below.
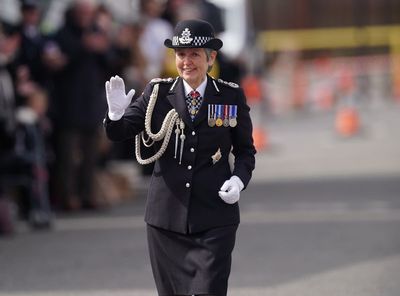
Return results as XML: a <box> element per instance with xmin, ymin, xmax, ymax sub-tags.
<box><xmin>179</xmin><ymin>120</ymin><xmax>185</xmax><ymax>164</ymax></box>
<box><xmin>174</xmin><ymin>118</ymin><xmax>180</xmax><ymax>159</ymax></box>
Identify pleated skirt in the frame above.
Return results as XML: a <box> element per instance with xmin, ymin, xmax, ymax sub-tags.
<box><xmin>146</xmin><ymin>224</ymin><xmax>238</xmax><ymax>296</ymax></box>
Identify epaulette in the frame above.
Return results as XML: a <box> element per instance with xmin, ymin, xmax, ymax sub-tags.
<box><xmin>217</xmin><ymin>78</ymin><xmax>239</xmax><ymax>89</ymax></box>
<box><xmin>150</xmin><ymin>77</ymin><xmax>174</xmax><ymax>84</ymax></box>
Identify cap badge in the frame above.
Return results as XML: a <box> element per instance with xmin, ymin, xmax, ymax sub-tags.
<box><xmin>179</xmin><ymin>28</ymin><xmax>193</xmax><ymax>45</ymax></box>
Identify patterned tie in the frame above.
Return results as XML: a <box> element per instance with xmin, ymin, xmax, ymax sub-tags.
<box><xmin>186</xmin><ymin>90</ymin><xmax>202</xmax><ymax>120</ymax></box>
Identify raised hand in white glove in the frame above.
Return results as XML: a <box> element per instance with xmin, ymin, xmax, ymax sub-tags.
<box><xmin>218</xmin><ymin>176</ymin><xmax>244</xmax><ymax>204</ymax></box>
<box><xmin>105</xmin><ymin>75</ymin><xmax>135</xmax><ymax>121</ymax></box>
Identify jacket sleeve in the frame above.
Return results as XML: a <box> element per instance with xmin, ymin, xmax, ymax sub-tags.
<box><xmin>231</xmin><ymin>87</ymin><xmax>256</xmax><ymax>188</ymax></box>
<box><xmin>103</xmin><ymin>83</ymin><xmax>152</xmax><ymax>142</ymax></box>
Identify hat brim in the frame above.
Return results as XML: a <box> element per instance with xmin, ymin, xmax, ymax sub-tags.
<box><xmin>164</xmin><ymin>38</ymin><xmax>223</xmax><ymax>51</ymax></box>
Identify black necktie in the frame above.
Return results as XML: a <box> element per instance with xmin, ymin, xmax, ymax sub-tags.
<box><xmin>186</xmin><ymin>90</ymin><xmax>202</xmax><ymax>120</ymax></box>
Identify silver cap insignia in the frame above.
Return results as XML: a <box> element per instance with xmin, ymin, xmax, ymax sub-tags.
<box><xmin>179</xmin><ymin>28</ymin><xmax>193</xmax><ymax>45</ymax></box>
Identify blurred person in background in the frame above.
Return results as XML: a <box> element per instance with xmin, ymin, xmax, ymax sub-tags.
<box><xmin>106</xmin><ymin>21</ymin><xmax>148</xmax><ymax>161</ymax></box>
<box><xmin>0</xmin><ymin>14</ymin><xmax>53</xmax><ymax>232</ymax></box>
<box><xmin>111</xmin><ymin>22</ymin><xmax>146</xmax><ymax>92</ymax></box>
<box><xmin>0</xmin><ymin>20</ymin><xmax>20</xmax><ymax>235</ymax></box>
<box><xmin>104</xmin><ymin>19</ymin><xmax>255</xmax><ymax>296</ymax></box>
<box><xmin>44</xmin><ymin>0</ymin><xmax>111</xmax><ymax>211</ymax></box>
<box><xmin>162</xmin><ymin>0</ymin><xmax>224</xmax><ymax>32</ymax></box>
<box><xmin>13</xmin><ymin>82</ymin><xmax>53</xmax><ymax>229</ymax></box>
<box><xmin>14</xmin><ymin>3</ymin><xmax>54</xmax><ymax>226</ymax></box>
<box><xmin>16</xmin><ymin>0</ymin><xmax>47</xmax><ymax>87</ymax></box>
<box><xmin>138</xmin><ymin>0</ymin><xmax>173</xmax><ymax>82</ymax></box>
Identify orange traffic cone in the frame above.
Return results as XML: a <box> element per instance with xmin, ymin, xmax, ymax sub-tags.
<box><xmin>335</xmin><ymin>107</ymin><xmax>360</xmax><ymax>137</ymax></box>
<box><xmin>253</xmin><ymin>127</ymin><xmax>268</xmax><ymax>152</ymax></box>
<box><xmin>243</xmin><ymin>74</ymin><xmax>269</xmax><ymax>151</ymax></box>
<box><xmin>242</xmin><ymin>75</ymin><xmax>262</xmax><ymax>103</ymax></box>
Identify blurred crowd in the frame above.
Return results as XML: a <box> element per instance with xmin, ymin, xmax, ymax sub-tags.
<box><xmin>0</xmin><ymin>0</ymin><xmax>244</xmax><ymax>235</ymax></box>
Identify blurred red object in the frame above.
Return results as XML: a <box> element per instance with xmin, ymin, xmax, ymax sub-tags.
<box><xmin>253</xmin><ymin>127</ymin><xmax>268</xmax><ymax>152</ymax></box>
<box><xmin>335</xmin><ymin>107</ymin><xmax>360</xmax><ymax>137</ymax></box>
<box><xmin>242</xmin><ymin>75</ymin><xmax>262</xmax><ymax>103</ymax></box>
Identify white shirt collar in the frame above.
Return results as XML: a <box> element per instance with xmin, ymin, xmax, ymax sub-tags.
<box><xmin>182</xmin><ymin>76</ymin><xmax>207</xmax><ymax>98</ymax></box>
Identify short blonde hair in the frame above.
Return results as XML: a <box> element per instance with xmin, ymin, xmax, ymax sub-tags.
<box><xmin>205</xmin><ymin>48</ymin><xmax>216</xmax><ymax>72</ymax></box>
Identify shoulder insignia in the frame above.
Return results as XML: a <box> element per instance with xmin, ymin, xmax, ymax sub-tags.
<box><xmin>217</xmin><ymin>78</ymin><xmax>239</xmax><ymax>88</ymax></box>
<box><xmin>150</xmin><ymin>77</ymin><xmax>174</xmax><ymax>84</ymax></box>
<box><xmin>169</xmin><ymin>77</ymin><xmax>179</xmax><ymax>92</ymax></box>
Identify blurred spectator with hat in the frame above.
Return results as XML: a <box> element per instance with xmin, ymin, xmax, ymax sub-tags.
<box><xmin>104</xmin><ymin>19</ymin><xmax>256</xmax><ymax>296</ymax></box>
<box><xmin>17</xmin><ymin>0</ymin><xmax>47</xmax><ymax>87</ymax></box>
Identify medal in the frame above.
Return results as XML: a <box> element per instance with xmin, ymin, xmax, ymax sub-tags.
<box><xmin>229</xmin><ymin>105</ymin><xmax>237</xmax><ymax>127</ymax></box>
<box><xmin>223</xmin><ymin>105</ymin><xmax>229</xmax><ymax>127</ymax></box>
<box><xmin>215</xmin><ymin>104</ymin><xmax>223</xmax><ymax>127</ymax></box>
<box><xmin>208</xmin><ymin>104</ymin><xmax>215</xmax><ymax>127</ymax></box>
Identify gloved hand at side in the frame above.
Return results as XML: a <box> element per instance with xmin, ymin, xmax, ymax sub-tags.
<box><xmin>218</xmin><ymin>175</ymin><xmax>244</xmax><ymax>204</ymax></box>
<box><xmin>105</xmin><ymin>75</ymin><xmax>135</xmax><ymax>121</ymax></box>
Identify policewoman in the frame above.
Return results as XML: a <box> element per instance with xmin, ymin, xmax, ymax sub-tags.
<box><xmin>104</xmin><ymin>19</ymin><xmax>256</xmax><ymax>296</ymax></box>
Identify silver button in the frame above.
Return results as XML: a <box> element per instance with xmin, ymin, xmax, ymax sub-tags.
<box><xmin>186</xmin><ymin>183</ymin><xmax>190</xmax><ymax>188</ymax></box>
<box><xmin>187</xmin><ymin>165</ymin><xmax>192</xmax><ymax>170</ymax></box>
<box><xmin>190</xmin><ymin>148</ymin><xmax>195</xmax><ymax>152</ymax></box>
<box><xmin>192</xmin><ymin>131</ymin><xmax>196</xmax><ymax>136</ymax></box>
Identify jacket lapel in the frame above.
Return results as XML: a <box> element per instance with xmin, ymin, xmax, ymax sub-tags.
<box><xmin>193</xmin><ymin>76</ymin><xmax>220</xmax><ymax>127</ymax></box>
<box><xmin>166</xmin><ymin>77</ymin><xmax>193</xmax><ymax>129</ymax></box>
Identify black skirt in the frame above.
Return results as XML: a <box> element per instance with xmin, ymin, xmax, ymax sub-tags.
<box><xmin>146</xmin><ymin>224</ymin><xmax>238</xmax><ymax>296</ymax></box>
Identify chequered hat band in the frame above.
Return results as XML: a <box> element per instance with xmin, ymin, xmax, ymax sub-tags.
<box><xmin>172</xmin><ymin>36</ymin><xmax>213</xmax><ymax>47</ymax></box>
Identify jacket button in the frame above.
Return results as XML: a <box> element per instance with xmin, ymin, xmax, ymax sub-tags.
<box><xmin>192</xmin><ymin>131</ymin><xmax>196</xmax><ymax>136</ymax></box>
<box><xmin>186</xmin><ymin>183</ymin><xmax>190</xmax><ymax>188</ymax></box>
<box><xmin>190</xmin><ymin>148</ymin><xmax>195</xmax><ymax>152</ymax></box>
<box><xmin>187</xmin><ymin>165</ymin><xmax>192</xmax><ymax>170</ymax></box>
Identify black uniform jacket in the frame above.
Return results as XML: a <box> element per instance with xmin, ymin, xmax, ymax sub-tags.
<box><xmin>104</xmin><ymin>75</ymin><xmax>256</xmax><ymax>234</ymax></box>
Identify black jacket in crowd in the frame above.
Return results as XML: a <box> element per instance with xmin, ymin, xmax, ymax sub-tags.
<box><xmin>48</xmin><ymin>20</ymin><xmax>109</xmax><ymax>131</ymax></box>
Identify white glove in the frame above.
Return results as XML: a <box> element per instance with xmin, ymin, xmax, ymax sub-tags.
<box><xmin>105</xmin><ymin>75</ymin><xmax>135</xmax><ymax>121</ymax></box>
<box><xmin>218</xmin><ymin>176</ymin><xmax>244</xmax><ymax>204</ymax></box>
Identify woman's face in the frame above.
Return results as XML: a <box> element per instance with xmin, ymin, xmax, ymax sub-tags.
<box><xmin>175</xmin><ymin>48</ymin><xmax>216</xmax><ymax>89</ymax></box>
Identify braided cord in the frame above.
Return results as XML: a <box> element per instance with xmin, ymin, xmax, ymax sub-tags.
<box><xmin>135</xmin><ymin>83</ymin><xmax>180</xmax><ymax>165</ymax></box>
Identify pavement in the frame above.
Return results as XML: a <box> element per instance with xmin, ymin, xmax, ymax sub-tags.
<box><xmin>252</xmin><ymin>100</ymin><xmax>400</xmax><ymax>182</ymax></box>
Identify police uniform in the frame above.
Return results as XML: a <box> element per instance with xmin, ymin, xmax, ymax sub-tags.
<box><xmin>104</xmin><ymin>19</ymin><xmax>256</xmax><ymax>296</ymax></box>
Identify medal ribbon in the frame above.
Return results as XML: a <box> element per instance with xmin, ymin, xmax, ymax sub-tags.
<box><xmin>216</xmin><ymin>104</ymin><xmax>222</xmax><ymax>119</ymax></box>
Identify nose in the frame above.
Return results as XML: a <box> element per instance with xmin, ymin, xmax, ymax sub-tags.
<box><xmin>182</xmin><ymin>55</ymin><xmax>192</xmax><ymax>65</ymax></box>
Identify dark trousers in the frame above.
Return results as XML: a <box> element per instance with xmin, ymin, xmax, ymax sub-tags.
<box><xmin>54</xmin><ymin>128</ymin><xmax>99</xmax><ymax>208</ymax></box>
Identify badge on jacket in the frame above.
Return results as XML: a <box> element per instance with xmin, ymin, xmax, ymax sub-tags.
<box><xmin>211</xmin><ymin>148</ymin><xmax>222</xmax><ymax>164</ymax></box>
